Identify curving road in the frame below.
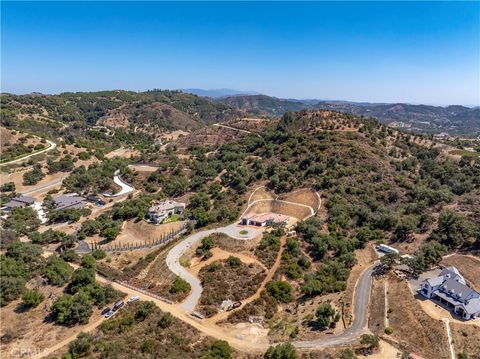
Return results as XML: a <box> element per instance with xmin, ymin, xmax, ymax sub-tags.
<box><xmin>103</xmin><ymin>170</ymin><xmax>135</xmax><ymax>197</ymax></box>
<box><xmin>166</xmin><ymin>224</ymin><xmax>261</xmax><ymax>311</ymax></box>
<box><xmin>0</xmin><ymin>138</ymin><xmax>56</xmax><ymax>167</ymax></box>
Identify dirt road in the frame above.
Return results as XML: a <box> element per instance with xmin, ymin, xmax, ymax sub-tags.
<box><xmin>0</xmin><ymin>138</ymin><xmax>56</xmax><ymax>167</ymax></box>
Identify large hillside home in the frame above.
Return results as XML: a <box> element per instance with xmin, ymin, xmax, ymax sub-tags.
<box><xmin>419</xmin><ymin>267</ymin><xmax>480</xmax><ymax>320</ymax></box>
<box><xmin>147</xmin><ymin>200</ymin><xmax>185</xmax><ymax>224</ymax></box>
<box><xmin>1</xmin><ymin>195</ymin><xmax>35</xmax><ymax>211</ymax></box>
<box><xmin>54</xmin><ymin>194</ymin><xmax>87</xmax><ymax>211</ymax></box>
<box><xmin>241</xmin><ymin>212</ymin><xmax>289</xmax><ymax>227</ymax></box>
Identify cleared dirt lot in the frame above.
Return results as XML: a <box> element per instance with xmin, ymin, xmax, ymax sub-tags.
<box><xmin>277</xmin><ymin>189</ymin><xmax>321</xmax><ymax>211</ymax></box>
<box><xmin>387</xmin><ymin>276</ymin><xmax>451</xmax><ymax>359</ymax></box>
<box><xmin>450</xmin><ymin>321</ymin><xmax>480</xmax><ymax>357</ymax></box>
<box><xmin>111</xmin><ymin>219</ymin><xmax>186</xmax><ymax>247</ymax></box>
<box><xmin>244</xmin><ymin>200</ymin><xmax>311</xmax><ymax>221</ymax></box>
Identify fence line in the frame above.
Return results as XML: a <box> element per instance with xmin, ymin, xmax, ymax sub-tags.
<box><xmin>114</xmin><ymin>280</ymin><xmax>173</xmax><ymax>305</ymax></box>
<box><xmin>90</xmin><ymin>223</ymin><xmax>187</xmax><ymax>253</ymax></box>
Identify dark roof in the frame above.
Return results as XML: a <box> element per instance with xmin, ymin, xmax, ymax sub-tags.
<box><xmin>54</xmin><ymin>195</ymin><xmax>86</xmax><ymax>211</ymax></box>
<box><xmin>439</xmin><ymin>278</ymin><xmax>477</xmax><ymax>302</ymax></box>
<box><xmin>3</xmin><ymin>195</ymin><xmax>35</xmax><ymax>209</ymax></box>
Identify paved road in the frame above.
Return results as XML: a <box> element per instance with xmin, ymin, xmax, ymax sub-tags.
<box><xmin>103</xmin><ymin>170</ymin><xmax>135</xmax><ymax>197</ymax></box>
<box><xmin>21</xmin><ymin>176</ymin><xmax>66</xmax><ymax>196</ymax></box>
<box><xmin>294</xmin><ymin>265</ymin><xmax>374</xmax><ymax>348</ymax></box>
<box><xmin>166</xmin><ymin>224</ymin><xmax>261</xmax><ymax>312</ymax></box>
<box><xmin>1</xmin><ymin>138</ymin><xmax>56</xmax><ymax>167</ymax></box>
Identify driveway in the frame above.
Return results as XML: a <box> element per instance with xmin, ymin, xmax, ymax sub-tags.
<box><xmin>166</xmin><ymin>224</ymin><xmax>261</xmax><ymax>312</ymax></box>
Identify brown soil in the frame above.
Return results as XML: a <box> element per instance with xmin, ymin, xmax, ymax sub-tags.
<box><xmin>450</xmin><ymin>322</ymin><xmax>480</xmax><ymax>358</ymax></box>
<box><xmin>387</xmin><ymin>276</ymin><xmax>451</xmax><ymax>359</ymax></box>
<box><xmin>277</xmin><ymin>189</ymin><xmax>321</xmax><ymax>212</ymax></box>
<box><xmin>112</xmin><ymin>219</ymin><xmax>186</xmax><ymax>247</ymax></box>
<box><xmin>368</xmin><ymin>278</ymin><xmax>386</xmax><ymax>335</ymax></box>
<box><xmin>244</xmin><ymin>200</ymin><xmax>311</xmax><ymax>221</ymax></box>
<box><xmin>105</xmin><ymin>147</ymin><xmax>141</xmax><ymax>159</ymax></box>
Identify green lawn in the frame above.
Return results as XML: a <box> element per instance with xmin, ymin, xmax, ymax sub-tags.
<box><xmin>449</xmin><ymin>149</ymin><xmax>480</xmax><ymax>158</ymax></box>
<box><xmin>163</xmin><ymin>214</ymin><xmax>182</xmax><ymax>223</ymax></box>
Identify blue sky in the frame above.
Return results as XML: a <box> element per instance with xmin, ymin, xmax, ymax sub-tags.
<box><xmin>1</xmin><ymin>1</ymin><xmax>479</xmax><ymax>105</ymax></box>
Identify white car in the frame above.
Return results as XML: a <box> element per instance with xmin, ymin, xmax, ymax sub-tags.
<box><xmin>128</xmin><ymin>296</ymin><xmax>140</xmax><ymax>303</ymax></box>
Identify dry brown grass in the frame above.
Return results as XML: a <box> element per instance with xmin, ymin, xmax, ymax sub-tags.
<box><xmin>278</xmin><ymin>189</ymin><xmax>320</xmax><ymax>211</ymax></box>
<box><xmin>249</xmin><ymin>187</ymin><xmax>275</xmax><ymax>203</ymax></box>
<box><xmin>450</xmin><ymin>322</ymin><xmax>480</xmax><ymax>358</ymax></box>
<box><xmin>113</xmin><ymin>219</ymin><xmax>185</xmax><ymax>247</ymax></box>
<box><xmin>368</xmin><ymin>278</ymin><xmax>386</xmax><ymax>336</ymax></box>
<box><xmin>244</xmin><ymin>200</ymin><xmax>311</xmax><ymax>221</ymax></box>
<box><xmin>387</xmin><ymin>276</ymin><xmax>450</xmax><ymax>359</ymax></box>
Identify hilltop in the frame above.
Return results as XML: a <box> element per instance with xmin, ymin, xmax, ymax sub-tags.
<box><xmin>217</xmin><ymin>94</ymin><xmax>480</xmax><ymax>137</ymax></box>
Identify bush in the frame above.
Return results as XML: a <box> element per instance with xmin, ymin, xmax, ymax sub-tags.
<box><xmin>42</xmin><ymin>255</ymin><xmax>74</xmax><ymax>286</ymax></box>
<box><xmin>169</xmin><ymin>276</ymin><xmax>191</xmax><ymax>294</ymax></box>
<box><xmin>69</xmin><ymin>332</ymin><xmax>94</xmax><ymax>357</ymax></box>
<box><xmin>264</xmin><ymin>343</ymin><xmax>296</xmax><ymax>359</ymax></box>
<box><xmin>384</xmin><ymin>326</ymin><xmax>394</xmax><ymax>335</ymax></box>
<box><xmin>157</xmin><ymin>312</ymin><xmax>174</xmax><ymax>328</ymax></box>
<box><xmin>135</xmin><ymin>301</ymin><xmax>155</xmax><ymax>322</ymax></box>
<box><xmin>315</xmin><ymin>302</ymin><xmax>340</xmax><ymax>328</ymax></box>
<box><xmin>267</xmin><ymin>280</ymin><xmax>292</xmax><ymax>303</ymax></box>
<box><xmin>200</xmin><ymin>340</ymin><xmax>233</xmax><ymax>359</ymax></box>
<box><xmin>50</xmin><ymin>292</ymin><xmax>93</xmax><ymax>325</ymax></box>
<box><xmin>226</xmin><ymin>256</ymin><xmax>241</xmax><ymax>268</ymax></box>
<box><xmin>22</xmin><ymin>289</ymin><xmax>44</xmax><ymax>308</ymax></box>
<box><xmin>91</xmin><ymin>249</ymin><xmax>107</xmax><ymax>260</ymax></box>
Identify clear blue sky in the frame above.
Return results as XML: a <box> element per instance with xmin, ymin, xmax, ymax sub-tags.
<box><xmin>1</xmin><ymin>1</ymin><xmax>479</xmax><ymax>105</ymax></box>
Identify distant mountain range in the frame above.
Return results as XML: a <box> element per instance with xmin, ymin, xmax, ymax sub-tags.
<box><xmin>214</xmin><ymin>94</ymin><xmax>480</xmax><ymax>137</ymax></box>
<box><xmin>180</xmin><ymin>88</ymin><xmax>261</xmax><ymax>98</ymax></box>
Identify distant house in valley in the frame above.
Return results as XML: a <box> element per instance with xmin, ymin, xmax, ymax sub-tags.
<box><xmin>147</xmin><ymin>200</ymin><xmax>186</xmax><ymax>224</ymax></box>
<box><xmin>54</xmin><ymin>194</ymin><xmax>87</xmax><ymax>211</ymax></box>
<box><xmin>241</xmin><ymin>212</ymin><xmax>289</xmax><ymax>227</ymax></box>
<box><xmin>1</xmin><ymin>195</ymin><xmax>35</xmax><ymax>211</ymax></box>
<box><xmin>419</xmin><ymin>266</ymin><xmax>480</xmax><ymax>320</ymax></box>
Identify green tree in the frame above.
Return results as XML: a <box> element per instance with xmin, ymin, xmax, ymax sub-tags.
<box><xmin>69</xmin><ymin>332</ymin><xmax>94</xmax><ymax>358</ymax></box>
<box><xmin>157</xmin><ymin>312</ymin><xmax>174</xmax><ymax>328</ymax></box>
<box><xmin>21</xmin><ymin>289</ymin><xmax>44</xmax><ymax>308</ymax></box>
<box><xmin>315</xmin><ymin>302</ymin><xmax>340</xmax><ymax>328</ymax></box>
<box><xmin>267</xmin><ymin>281</ymin><xmax>292</xmax><ymax>303</ymax></box>
<box><xmin>169</xmin><ymin>276</ymin><xmax>191</xmax><ymax>294</ymax></box>
<box><xmin>200</xmin><ymin>340</ymin><xmax>233</xmax><ymax>359</ymax></box>
<box><xmin>264</xmin><ymin>343</ymin><xmax>296</xmax><ymax>359</ymax></box>
<box><xmin>430</xmin><ymin>210</ymin><xmax>474</xmax><ymax>248</ymax></box>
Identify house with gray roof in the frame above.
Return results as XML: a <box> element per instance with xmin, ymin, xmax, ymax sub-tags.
<box><xmin>1</xmin><ymin>195</ymin><xmax>35</xmax><ymax>211</ymax></box>
<box><xmin>54</xmin><ymin>194</ymin><xmax>87</xmax><ymax>211</ymax></box>
<box><xmin>420</xmin><ymin>266</ymin><xmax>480</xmax><ymax>320</ymax></box>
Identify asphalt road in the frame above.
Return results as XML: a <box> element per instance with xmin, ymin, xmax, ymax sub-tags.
<box><xmin>1</xmin><ymin>138</ymin><xmax>56</xmax><ymax>167</ymax></box>
<box><xmin>166</xmin><ymin>224</ymin><xmax>261</xmax><ymax>312</ymax></box>
<box><xmin>294</xmin><ymin>265</ymin><xmax>374</xmax><ymax>348</ymax></box>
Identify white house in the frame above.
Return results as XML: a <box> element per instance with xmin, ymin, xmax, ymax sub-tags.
<box><xmin>241</xmin><ymin>212</ymin><xmax>289</xmax><ymax>227</ymax></box>
<box><xmin>420</xmin><ymin>267</ymin><xmax>480</xmax><ymax>320</ymax></box>
<box><xmin>147</xmin><ymin>200</ymin><xmax>185</xmax><ymax>224</ymax></box>
<box><xmin>377</xmin><ymin>244</ymin><xmax>400</xmax><ymax>255</ymax></box>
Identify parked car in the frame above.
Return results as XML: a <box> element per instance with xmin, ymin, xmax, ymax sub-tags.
<box><xmin>113</xmin><ymin>300</ymin><xmax>124</xmax><ymax>311</ymax></box>
<box><xmin>104</xmin><ymin>310</ymin><xmax>114</xmax><ymax>319</ymax></box>
<box><xmin>227</xmin><ymin>301</ymin><xmax>242</xmax><ymax>311</ymax></box>
<box><xmin>101</xmin><ymin>307</ymin><xmax>111</xmax><ymax>315</ymax></box>
<box><xmin>128</xmin><ymin>296</ymin><xmax>140</xmax><ymax>303</ymax></box>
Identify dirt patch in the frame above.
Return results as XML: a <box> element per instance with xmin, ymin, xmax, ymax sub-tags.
<box><xmin>244</xmin><ymin>200</ymin><xmax>311</xmax><ymax>221</ymax></box>
<box><xmin>450</xmin><ymin>322</ymin><xmax>480</xmax><ymax>358</ymax></box>
<box><xmin>368</xmin><ymin>278</ymin><xmax>386</xmax><ymax>335</ymax></box>
<box><xmin>105</xmin><ymin>147</ymin><xmax>140</xmax><ymax>159</ymax></box>
<box><xmin>249</xmin><ymin>187</ymin><xmax>275</xmax><ymax>204</ymax></box>
<box><xmin>277</xmin><ymin>189</ymin><xmax>321</xmax><ymax>212</ymax></box>
<box><xmin>387</xmin><ymin>276</ymin><xmax>450</xmax><ymax>359</ymax></box>
<box><xmin>112</xmin><ymin>219</ymin><xmax>185</xmax><ymax>247</ymax></box>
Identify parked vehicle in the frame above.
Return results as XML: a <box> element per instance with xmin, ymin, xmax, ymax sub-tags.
<box><xmin>105</xmin><ymin>310</ymin><xmax>114</xmax><ymax>319</ymax></box>
<box><xmin>101</xmin><ymin>307</ymin><xmax>111</xmax><ymax>315</ymax></box>
<box><xmin>128</xmin><ymin>296</ymin><xmax>140</xmax><ymax>303</ymax></box>
<box><xmin>113</xmin><ymin>300</ymin><xmax>124</xmax><ymax>311</ymax></box>
<box><xmin>227</xmin><ymin>301</ymin><xmax>242</xmax><ymax>311</ymax></box>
